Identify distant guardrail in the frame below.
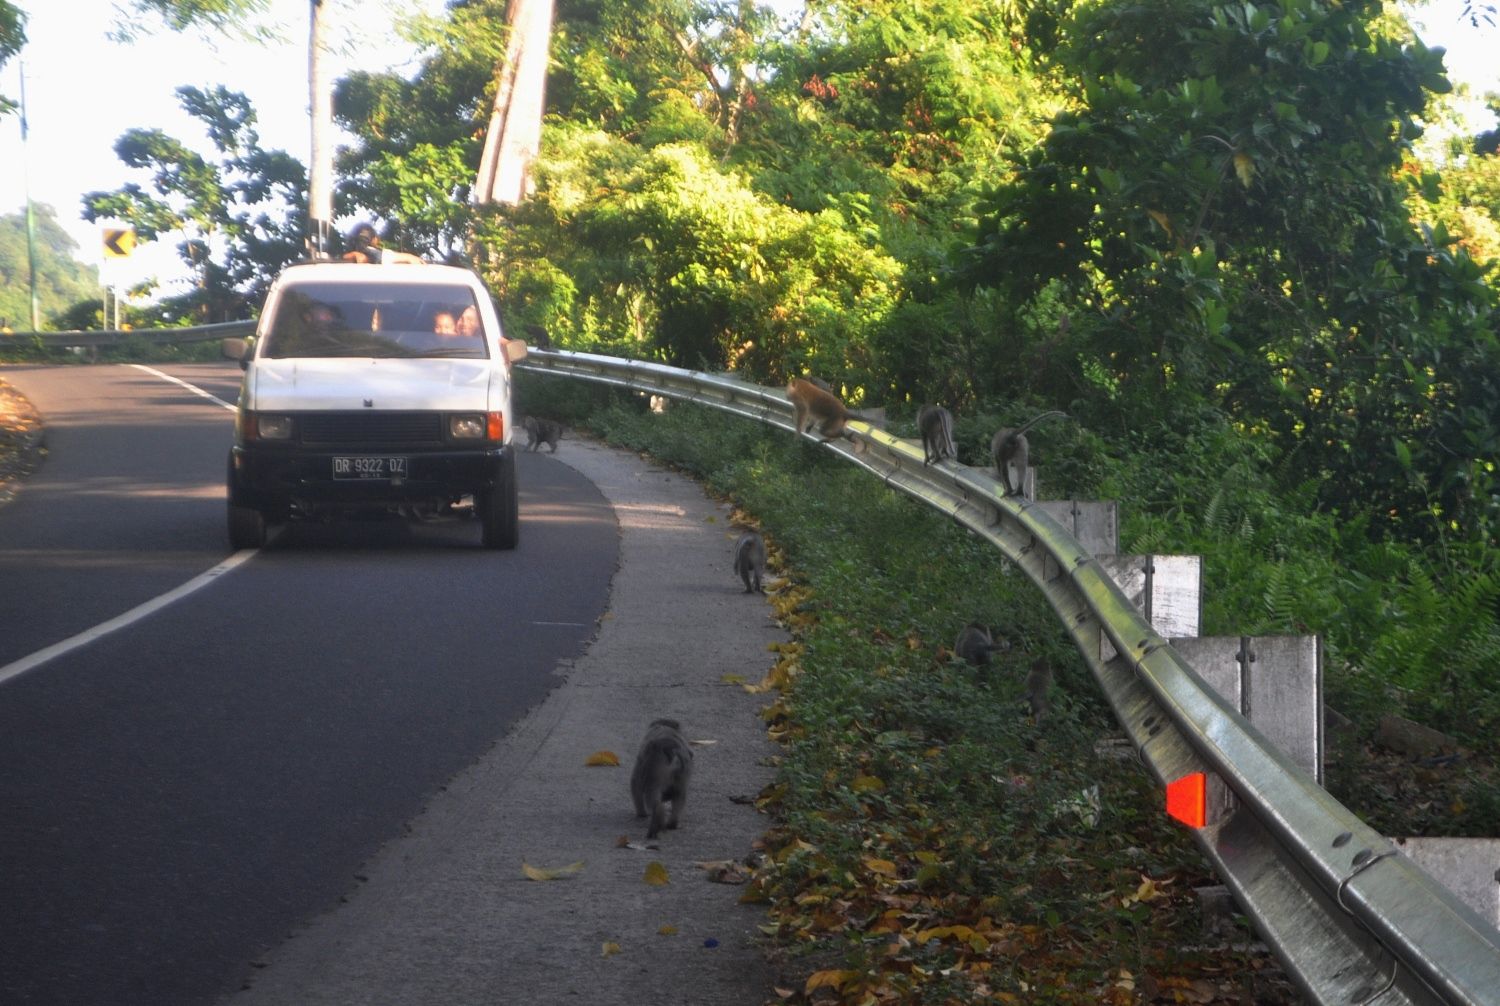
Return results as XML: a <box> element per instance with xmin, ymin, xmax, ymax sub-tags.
<box><xmin>517</xmin><ymin>347</ymin><xmax>1500</xmax><ymax>1006</ymax></box>
<box><xmin>0</xmin><ymin>321</ymin><xmax>256</xmax><ymax>349</ymax></box>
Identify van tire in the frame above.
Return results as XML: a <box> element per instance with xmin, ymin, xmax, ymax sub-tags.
<box><xmin>228</xmin><ymin>503</ymin><xmax>267</xmax><ymax>550</ymax></box>
<box><xmin>480</xmin><ymin>454</ymin><xmax>519</xmax><ymax>550</ymax></box>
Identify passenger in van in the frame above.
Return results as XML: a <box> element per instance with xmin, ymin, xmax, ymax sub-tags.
<box><xmin>433</xmin><ymin>310</ymin><xmax>458</xmax><ymax>336</ymax></box>
<box><xmin>456</xmin><ymin>304</ymin><xmax>482</xmax><ymax>338</ymax></box>
<box><xmin>341</xmin><ymin>222</ymin><xmax>425</xmax><ymax>265</ymax></box>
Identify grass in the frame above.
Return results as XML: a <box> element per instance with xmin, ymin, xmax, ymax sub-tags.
<box><xmin>522</xmin><ymin>377</ymin><xmax>1303</xmax><ymax>1005</ymax></box>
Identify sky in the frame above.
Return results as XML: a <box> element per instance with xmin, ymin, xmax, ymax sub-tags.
<box><xmin>0</xmin><ymin>0</ymin><xmax>1497</xmax><ymax>304</ymax></box>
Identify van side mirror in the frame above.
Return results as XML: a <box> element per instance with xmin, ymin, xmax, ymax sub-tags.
<box><xmin>504</xmin><ymin>339</ymin><xmax>529</xmax><ymax>363</ymax></box>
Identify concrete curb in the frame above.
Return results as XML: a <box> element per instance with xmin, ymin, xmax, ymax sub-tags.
<box><xmin>224</xmin><ymin>435</ymin><xmax>787</xmax><ymax>1005</ymax></box>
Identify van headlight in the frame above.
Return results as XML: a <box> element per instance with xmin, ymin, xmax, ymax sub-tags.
<box><xmin>449</xmin><ymin>414</ymin><xmax>488</xmax><ymax>439</ymax></box>
<box><xmin>254</xmin><ymin>414</ymin><xmax>295</xmax><ymax>440</ymax></box>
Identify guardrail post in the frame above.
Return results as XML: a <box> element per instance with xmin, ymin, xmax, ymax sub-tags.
<box><xmin>1035</xmin><ymin>501</ymin><xmax>1118</xmax><ymax>576</ymax></box>
<box><xmin>1394</xmin><ymin>838</ymin><xmax>1500</xmax><ymax>929</ymax></box>
<box><xmin>1097</xmin><ymin>555</ymin><xmax>1201</xmax><ymax>662</ymax></box>
<box><xmin>1171</xmin><ymin>635</ymin><xmax>1324</xmax><ymax>785</ymax></box>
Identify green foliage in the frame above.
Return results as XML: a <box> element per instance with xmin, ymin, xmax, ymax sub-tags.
<box><xmin>0</xmin><ymin>205</ymin><xmax>100</xmax><ymax>331</ymax></box>
<box><xmin>0</xmin><ymin>1</ymin><xmax>22</xmax><ymax>114</ymax></box>
<box><xmin>111</xmin><ymin>0</ymin><xmax>272</xmax><ymax>42</ymax></box>
<box><xmin>81</xmin><ymin>86</ymin><xmax>306</xmax><ymax>321</ymax></box>
<box><xmin>478</xmin><ymin>132</ymin><xmax>902</xmax><ymax>384</ymax></box>
<box><xmin>962</xmin><ymin>0</ymin><xmax>1500</xmax><ymax>542</ymax></box>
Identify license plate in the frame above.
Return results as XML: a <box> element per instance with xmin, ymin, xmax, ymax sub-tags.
<box><xmin>333</xmin><ymin>456</ymin><xmax>408</xmax><ymax>480</ymax></box>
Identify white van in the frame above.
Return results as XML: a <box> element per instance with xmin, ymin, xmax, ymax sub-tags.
<box><xmin>227</xmin><ymin>261</ymin><xmax>528</xmax><ymax>549</ymax></box>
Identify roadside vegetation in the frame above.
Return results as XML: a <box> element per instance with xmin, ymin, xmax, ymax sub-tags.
<box><xmin>517</xmin><ymin>376</ymin><xmax>1496</xmax><ymax>1004</ymax></box>
<box><xmin>4</xmin><ymin>0</ymin><xmax>1499</xmax><ymax>1000</ymax></box>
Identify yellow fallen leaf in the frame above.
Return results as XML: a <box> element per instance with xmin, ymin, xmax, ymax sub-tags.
<box><xmin>719</xmin><ymin>673</ymin><xmax>746</xmax><ymax>685</ymax></box>
<box><xmin>658</xmin><ymin>924</ymin><xmax>678</xmax><ymax>936</ymax></box>
<box><xmin>805</xmin><ymin>969</ymin><xmax>858</xmax><ymax>993</ymax></box>
<box><xmin>851</xmin><ymin>774</ymin><xmax>885</xmax><ymax>793</ymax></box>
<box><xmin>585</xmin><ymin>750</ymin><xmax>621</xmax><ymax>767</ymax></box>
<box><xmin>861</xmin><ymin>856</ymin><xmax>898</xmax><ymax>877</ymax></box>
<box><xmin>644</xmin><ymin>861</ymin><xmax>670</xmax><ymax>886</ymax></box>
<box><xmin>522</xmin><ymin>860</ymin><xmax>584</xmax><ymax>881</ymax></box>
<box><xmin>601</xmin><ymin>941</ymin><xmax>621</xmax><ymax>957</ymax></box>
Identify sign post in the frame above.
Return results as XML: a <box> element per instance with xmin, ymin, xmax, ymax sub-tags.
<box><xmin>101</xmin><ymin>227</ymin><xmax>136</xmax><ymax>332</ymax></box>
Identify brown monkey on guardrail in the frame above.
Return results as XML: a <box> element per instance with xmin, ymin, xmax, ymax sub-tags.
<box><xmin>733</xmin><ymin>530</ymin><xmax>766</xmax><ymax>594</ymax></box>
<box><xmin>990</xmin><ymin>411</ymin><xmax>1067</xmax><ymax>496</ymax></box>
<box><xmin>917</xmin><ymin>404</ymin><xmax>956</xmax><ymax>466</ymax></box>
<box><xmin>630</xmin><ymin>718</ymin><xmax>694</xmax><ymax>840</ymax></box>
<box><xmin>787</xmin><ymin>378</ymin><xmax>875</xmax><ymax>454</ymax></box>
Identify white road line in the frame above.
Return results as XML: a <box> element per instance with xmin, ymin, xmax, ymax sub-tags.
<box><xmin>130</xmin><ymin>363</ymin><xmax>238</xmax><ymax>412</ymax></box>
<box><xmin>0</xmin><ymin>365</ymin><xmax>253</xmax><ymax>687</ymax></box>
<box><xmin>0</xmin><ymin>550</ymin><xmax>258</xmax><ymax>687</ymax></box>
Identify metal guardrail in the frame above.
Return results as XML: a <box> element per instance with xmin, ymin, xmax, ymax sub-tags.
<box><xmin>0</xmin><ymin>321</ymin><xmax>256</xmax><ymax>349</ymax></box>
<box><xmin>517</xmin><ymin>348</ymin><xmax>1500</xmax><ymax>1006</ymax></box>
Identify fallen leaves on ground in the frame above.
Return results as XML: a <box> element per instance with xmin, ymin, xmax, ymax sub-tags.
<box><xmin>521</xmin><ymin>860</ymin><xmax>584</xmax><ymax>881</ymax></box>
<box><xmin>644</xmin><ymin>861</ymin><xmax>671</xmax><ymax>885</ymax></box>
<box><xmin>584</xmin><ymin>750</ymin><xmax>621</xmax><ymax>767</ymax></box>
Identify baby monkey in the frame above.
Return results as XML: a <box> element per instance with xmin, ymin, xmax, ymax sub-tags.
<box><xmin>990</xmin><ymin>410</ymin><xmax>1067</xmax><ymax>497</ymax></box>
<box><xmin>916</xmin><ymin>404</ymin><xmax>957</xmax><ymax>466</ymax></box>
<box><xmin>523</xmin><ymin>415</ymin><xmax>562</xmax><ymax>453</ymax></box>
<box><xmin>954</xmin><ymin>622</ymin><xmax>1010</xmax><ymax>667</ymax></box>
<box><xmin>733</xmin><ymin>530</ymin><xmax>767</xmax><ymax>593</ymax></box>
<box><xmin>787</xmin><ymin>378</ymin><xmax>871</xmax><ymax>454</ymax></box>
<box><xmin>630</xmin><ymin>718</ymin><xmax>694</xmax><ymax>840</ymax></box>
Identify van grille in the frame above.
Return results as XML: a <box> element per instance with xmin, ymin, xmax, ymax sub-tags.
<box><xmin>298</xmin><ymin>412</ymin><xmax>444</xmax><ymax>445</ymax></box>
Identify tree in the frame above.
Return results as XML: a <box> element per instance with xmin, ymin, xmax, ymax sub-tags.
<box><xmin>0</xmin><ymin>205</ymin><xmax>100</xmax><ymax>329</ymax></box>
<box><xmin>110</xmin><ymin>0</ymin><xmax>271</xmax><ymax>42</ymax></box>
<box><xmin>959</xmin><ymin>0</ymin><xmax>1499</xmax><ymax>540</ymax></box>
<box><xmin>81</xmin><ymin>86</ymin><xmax>307</xmax><ymax>321</ymax></box>
<box><xmin>0</xmin><ymin>1</ymin><xmax>23</xmax><ymax>115</ymax></box>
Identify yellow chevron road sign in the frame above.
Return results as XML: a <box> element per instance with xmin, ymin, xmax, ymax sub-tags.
<box><xmin>102</xmin><ymin>228</ymin><xmax>136</xmax><ymax>258</ymax></box>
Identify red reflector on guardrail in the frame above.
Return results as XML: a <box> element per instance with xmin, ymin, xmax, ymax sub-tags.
<box><xmin>1166</xmin><ymin>773</ymin><xmax>1207</xmax><ymax>828</ymax></box>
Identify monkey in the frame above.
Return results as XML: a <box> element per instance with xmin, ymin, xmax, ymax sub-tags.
<box><xmin>916</xmin><ymin>404</ymin><xmax>956</xmax><ymax>466</ymax></box>
<box><xmin>523</xmin><ymin>323</ymin><xmax>553</xmax><ymax>351</ymax></box>
<box><xmin>1025</xmin><ymin>658</ymin><xmax>1055</xmax><ymax>724</ymax></box>
<box><xmin>522</xmin><ymin>415</ymin><xmax>562</xmax><ymax>453</ymax></box>
<box><xmin>954</xmin><ymin>622</ymin><xmax>1010</xmax><ymax>667</ymax></box>
<box><xmin>786</xmin><ymin>378</ymin><xmax>875</xmax><ymax>454</ymax></box>
<box><xmin>733</xmin><ymin>530</ymin><xmax>767</xmax><ymax>593</ymax></box>
<box><xmin>990</xmin><ymin>410</ymin><xmax>1068</xmax><ymax>497</ymax></box>
<box><xmin>630</xmin><ymin>718</ymin><xmax>694</xmax><ymax>839</ymax></box>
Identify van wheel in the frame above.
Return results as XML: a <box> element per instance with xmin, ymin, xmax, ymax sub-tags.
<box><xmin>480</xmin><ymin>455</ymin><xmax>519</xmax><ymax>550</ymax></box>
<box><xmin>228</xmin><ymin>503</ymin><xmax>266</xmax><ymax>550</ymax></box>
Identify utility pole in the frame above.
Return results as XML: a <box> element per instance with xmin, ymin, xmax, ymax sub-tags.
<box><xmin>19</xmin><ymin>59</ymin><xmax>39</xmax><ymax>331</ymax></box>
<box><xmin>307</xmin><ymin>0</ymin><xmax>333</xmax><ymax>257</ymax></box>
<box><xmin>472</xmin><ymin>0</ymin><xmax>555</xmax><ymax>208</ymax></box>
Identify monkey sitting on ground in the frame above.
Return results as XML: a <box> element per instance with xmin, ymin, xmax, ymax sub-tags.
<box><xmin>787</xmin><ymin>378</ymin><xmax>876</xmax><ymax>454</ymax></box>
<box><xmin>916</xmin><ymin>404</ymin><xmax>956</xmax><ymax>466</ymax></box>
<box><xmin>733</xmin><ymin>530</ymin><xmax>767</xmax><ymax>593</ymax></box>
<box><xmin>954</xmin><ymin>622</ymin><xmax>1010</xmax><ymax>667</ymax></box>
<box><xmin>990</xmin><ymin>410</ymin><xmax>1068</xmax><ymax>497</ymax></box>
<box><xmin>522</xmin><ymin>415</ymin><xmax>562</xmax><ymax>453</ymax></box>
<box><xmin>630</xmin><ymin>718</ymin><xmax>694</xmax><ymax>840</ymax></box>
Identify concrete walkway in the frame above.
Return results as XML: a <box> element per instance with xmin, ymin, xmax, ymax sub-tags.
<box><xmin>225</xmin><ymin>437</ymin><xmax>787</xmax><ymax>1005</ymax></box>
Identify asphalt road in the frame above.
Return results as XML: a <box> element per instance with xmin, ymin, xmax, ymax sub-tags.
<box><xmin>0</xmin><ymin>363</ymin><xmax>619</xmax><ymax>1005</ymax></box>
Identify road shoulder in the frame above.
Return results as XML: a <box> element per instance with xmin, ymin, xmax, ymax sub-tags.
<box><xmin>224</xmin><ymin>435</ymin><xmax>787</xmax><ymax>1006</ymax></box>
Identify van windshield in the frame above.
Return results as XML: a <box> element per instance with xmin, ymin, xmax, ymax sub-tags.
<box><xmin>261</xmin><ymin>282</ymin><xmax>490</xmax><ymax>360</ymax></box>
